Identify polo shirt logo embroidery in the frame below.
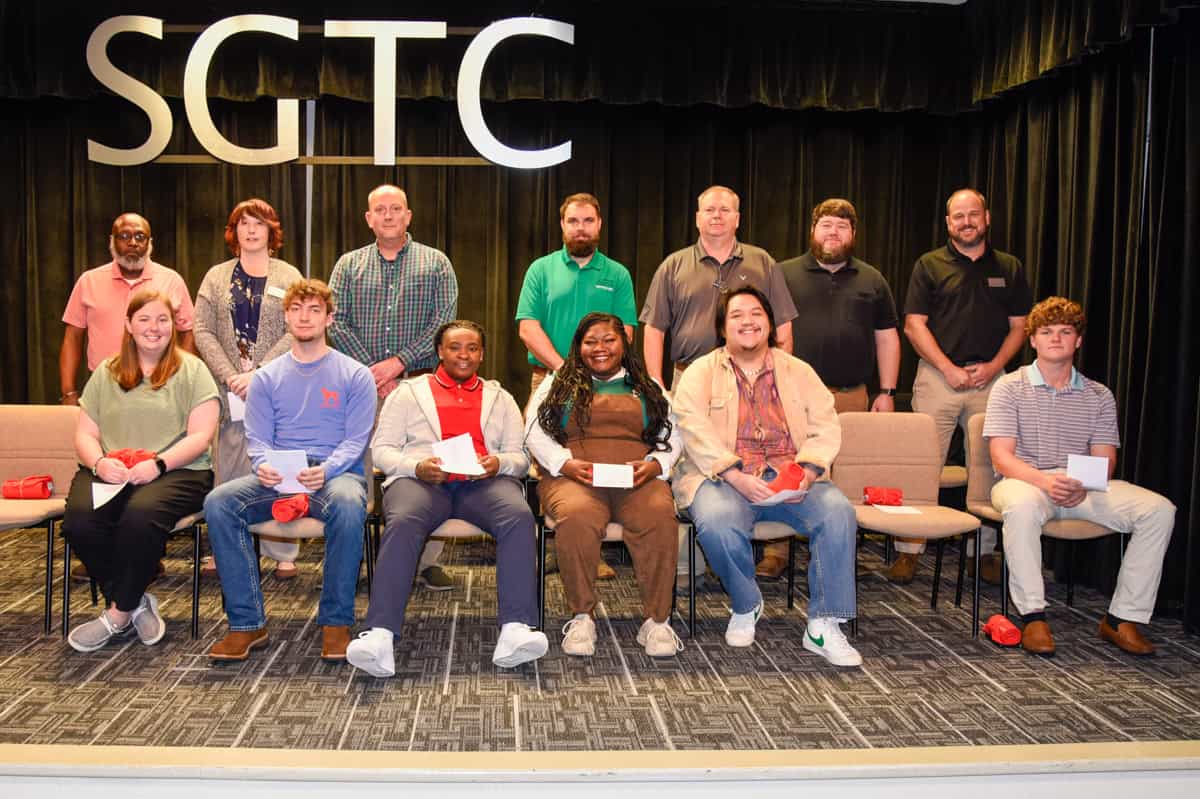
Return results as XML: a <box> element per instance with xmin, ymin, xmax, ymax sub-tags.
<box><xmin>320</xmin><ymin>388</ymin><xmax>340</xmax><ymax>408</ymax></box>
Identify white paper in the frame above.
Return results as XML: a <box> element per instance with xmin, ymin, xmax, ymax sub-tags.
<box><xmin>592</xmin><ymin>463</ymin><xmax>634</xmax><ymax>488</ymax></box>
<box><xmin>432</xmin><ymin>433</ymin><xmax>486</xmax><ymax>476</ymax></box>
<box><xmin>870</xmin><ymin>504</ymin><xmax>922</xmax><ymax>515</ymax></box>
<box><xmin>266</xmin><ymin>449</ymin><xmax>311</xmax><ymax>494</ymax></box>
<box><xmin>753</xmin><ymin>488</ymin><xmax>809</xmax><ymax>506</ymax></box>
<box><xmin>1067</xmin><ymin>454</ymin><xmax>1110</xmax><ymax>491</ymax></box>
<box><xmin>227</xmin><ymin>392</ymin><xmax>246</xmax><ymax>422</ymax></box>
<box><xmin>92</xmin><ymin>481</ymin><xmax>127</xmax><ymax>509</ymax></box>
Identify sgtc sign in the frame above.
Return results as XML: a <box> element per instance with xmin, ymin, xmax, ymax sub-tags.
<box><xmin>87</xmin><ymin>15</ymin><xmax>573</xmax><ymax>169</ymax></box>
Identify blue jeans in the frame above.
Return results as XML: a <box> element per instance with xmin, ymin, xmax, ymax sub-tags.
<box><xmin>205</xmin><ymin>472</ymin><xmax>367</xmax><ymax>630</ymax></box>
<box><xmin>687</xmin><ymin>479</ymin><xmax>857</xmax><ymax>618</ymax></box>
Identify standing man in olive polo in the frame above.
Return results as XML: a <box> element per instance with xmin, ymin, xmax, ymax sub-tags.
<box><xmin>894</xmin><ymin>188</ymin><xmax>1031</xmax><ymax>584</ymax></box>
<box><xmin>757</xmin><ymin>198</ymin><xmax>900</xmax><ymax>578</ymax></box>
<box><xmin>515</xmin><ymin>192</ymin><xmax>638</xmax><ymax>581</ymax></box>
<box><xmin>515</xmin><ymin>192</ymin><xmax>637</xmax><ymax>398</ymax></box>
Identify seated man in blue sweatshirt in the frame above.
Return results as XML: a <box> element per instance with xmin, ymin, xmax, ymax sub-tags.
<box><xmin>206</xmin><ymin>278</ymin><xmax>375</xmax><ymax>662</ymax></box>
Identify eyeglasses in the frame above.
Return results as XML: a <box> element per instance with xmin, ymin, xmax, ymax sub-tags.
<box><xmin>115</xmin><ymin>232</ymin><xmax>148</xmax><ymax>243</ymax></box>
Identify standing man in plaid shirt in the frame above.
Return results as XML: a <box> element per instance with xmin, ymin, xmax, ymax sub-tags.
<box><xmin>329</xmin><ymin>184</ymin><xmax>459</xmax><ymax>590</ymax></box>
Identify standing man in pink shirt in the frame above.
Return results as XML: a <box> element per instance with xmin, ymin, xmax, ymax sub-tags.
<box><xmin>60</xmin><ymin>213</ymin><xmax>196</xmax><ymax>407</ymax></box>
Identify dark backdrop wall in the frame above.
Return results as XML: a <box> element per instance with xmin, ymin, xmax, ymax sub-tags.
<box><xmin>1</xmin><ymin>0</ymin><xmax>1197</xmax><ymax>627</ymax></box>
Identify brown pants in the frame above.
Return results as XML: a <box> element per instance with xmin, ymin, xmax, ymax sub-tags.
<box><xmin>762</xmin><ymin>384</ymin><xmax>868</xmax><ymax>564</ymax></box>
<box><xmin>539</xmin><ymin>476</ymin><xmax>677</xmax><ymax>622</ymax></box>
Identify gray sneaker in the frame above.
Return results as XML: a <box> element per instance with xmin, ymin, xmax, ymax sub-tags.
<box><xmin>129</xmin><ymin>592</ymin><xmax>166</xmax><ymax>645</ymax></box>
<box><xmin>68</xmin><ymin>610</ymin><xmax>129</xmax><ymax>653</ymax></box>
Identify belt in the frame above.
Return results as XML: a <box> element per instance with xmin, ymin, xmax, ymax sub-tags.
<box><xmin>825</xmin><ymin>383</ymin><xmax>866</xmax><ymax>393</ymax></box>
<box><xmin>952</xmin><ymin>360</ymin><xmax>983</xmax><ymax>368</ymax></box>
<box><xmin>531</xmin><ymin>365</ymin><xmax>550</xmax><ymax>377</ymax></box>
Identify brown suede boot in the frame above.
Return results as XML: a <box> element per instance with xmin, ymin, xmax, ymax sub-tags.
<box><xmin>321</xmin><ymin>625</ymin><xmax>352</xmax><ymax>661</ymax></box>
<box><xmin>884</xmin><ymin>552</ymin><xmax>918</xmax><ymax>584</ymax></box>
<box><xmin>209</xmin><ymin>628</ymin><xmax>269</xmax><ymax>661</ymax></box>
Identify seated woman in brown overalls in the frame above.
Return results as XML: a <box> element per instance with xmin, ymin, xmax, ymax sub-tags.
<box><xmin>525</xmin><ymin>312</ymin><xmax>684</xmax><ymax>658</ymax></box>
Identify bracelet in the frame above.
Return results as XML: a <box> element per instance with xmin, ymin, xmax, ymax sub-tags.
<box><xmin>60</xmin><ymin>390</ymin><xmax>79</xmax><ymax>400</ymax></box>
<box><xmin>879</xmin><ymin>388</ymin><xmax>896</xmax><ymax>397</ymax></box>
<box><xmin>91</xmin><ymin>456</ymin><xmax>104</xmax><ymax>477</ymax></box>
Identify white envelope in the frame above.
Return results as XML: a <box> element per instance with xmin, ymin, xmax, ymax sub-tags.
<box><xmin>266</xmin><ymin>449</ymin><xmax>311</xmax><ymax>494</ymax></box>
<box><xmin>432</xmin><ymin>433</ymin><xmax>486</xmax><ymax>476</ymax></box>
<box><xmin>92</xmin><ymin>481</ymin><xmax>127</xmax><ymax>509</ymax></box>
<box><xmin>227</xmin><ymin>392</ymin><xmax>246</xmax><ymax>422</ymax></box>
<box><xmin>592</xmin><ymin>463</ymin><xmax>634</xmax><ymax>488</ymax></box>
<box><xmin>1067</xmin><ymin>454</ymin><xmax>1109</xmax><ymax>491</ymax></box>
<box><xmin>753</xmin><ymin>488</ymin><xmax>808</xmax><ymax>506</ymax></box>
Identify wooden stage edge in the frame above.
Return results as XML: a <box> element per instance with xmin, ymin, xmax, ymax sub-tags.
<box><xmin>1</xmin><ymin>739</ymin><xmax>1198</xmax><ymax>782</ymax></box>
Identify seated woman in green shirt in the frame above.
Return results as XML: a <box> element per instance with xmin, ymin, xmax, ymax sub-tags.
<box><xmin>64</xmin><ymin>289</ymin><xmax>219</xmax><ymax>653</ymax></box>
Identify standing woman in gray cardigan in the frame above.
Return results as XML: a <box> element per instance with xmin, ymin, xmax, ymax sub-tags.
<box><xmin>194</xmin><ymin>198</ymin><xmax>303</xmax><ymax>576</ymax></box>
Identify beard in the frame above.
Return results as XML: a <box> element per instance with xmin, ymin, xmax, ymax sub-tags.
<box><xmin>564</xmin><ymin>233</ymin><xmax>599</xmax><ymax>258</ymax></box>
<box><xmin>109</xmin><ymin>241</ymin><xmax>152</xmax><ymax>275</ymax></box>
<box><xmin>809</xmin><ymin>234</ymin><xmax>853</xmax><ymax>265</ymax></box>
<box><xmin>949</xmin><ymin>224</ymin><xmax>988</xmax><ymax>249</ymax></box>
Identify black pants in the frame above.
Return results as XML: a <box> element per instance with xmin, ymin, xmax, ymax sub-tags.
<box><xmin>62</xmin><ymin>466</ymin><xmax>213</xmax><ymax>611</ymax></box>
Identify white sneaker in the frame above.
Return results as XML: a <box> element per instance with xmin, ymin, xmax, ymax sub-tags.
<box><xmin>345</xmin><ymin>627</ymin><xmax>396</xmax><ymax>677</ymax></box>
<box><xmin>725</xmin><ymin>602</ymin><xmax>762</xmax><ymax>647</ymax></box>
<box><xmin>561</xmin><ymin>613</ymin><xmax>597</xmax><ymax>656</ymax></box>
<box><xmin>637</xmin><ymin>618</ymin><xmax>683</xmax><ymax>657</ymax></box>
<box><xmin>493</xmin><ymin>622</ymin><xmax>549</xmax><ymax>668</ymax></box>
<box><xmin>803</xmin><ymin>617</ymin><xmax>862</xmax><ymax>667</ymax></box>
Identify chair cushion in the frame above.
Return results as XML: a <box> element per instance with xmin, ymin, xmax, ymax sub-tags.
<box><xmin>543</xmin><ymin>514</ymin><xmax>624</xmax><ymax>541</ymax></box>
<box><xmin>431</xmin><ymin>519</ymin><xmax>487</xmax><ymax>539</ymax></box>
<box><xmin>853</xmin><ymin>503</ymin><xmax>980</xmax><ymax>538</ymax></box>
<box><xmin>0</xmin><ymin>498</ymin><xmax>65</xmax><ymax>530</ymax></box>
<box><xmin>1042</xmin><ymin>519</ymin><xmax>1115</xmax><ymax>540</ymax></box>
<box><xmin>940</xmin><ymin>465</ymin><xmax>968</xmax><ymax>488</ymax></box>
<box><xmin>249</xmin><ymin>517</ymin><xmax>326</xmax><ymax>539</ymax></box>
<box><xmin>170</xmin><ymin>511</ymin><xmax>204</xmax><ymax>533</ymax></box>
<box><xmin>752</xmin><ymin>521</ymin><xmax>800</xmax><ymax>541</ymax></box>
<box><xmin>966</xmin><ymin>502</ymin><xmax>1003</xmax><ymax>523</ymax></box>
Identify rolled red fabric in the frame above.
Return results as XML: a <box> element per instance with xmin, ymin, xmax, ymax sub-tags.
<box><xmin>863</xmin><ymin>486</ymin><xmax>903</xmax><ymax>505</ymax></box>
<box><xmin>767</xmin><ymin>462</ymin><xmax>808</xmax><ymax>492</ymax></box>
<box><xmin>271</xmin><ymin>494</ymin><xmax>310</xmax><ymax>522</ymax></box>
<box><xmin>982</xmin><ymin>614</ymin><xmax>1021</xmax><ymax>646</ymax></box>
<box><xmin>106</xmin><ymin>448</ymin><xmax>157</xmax><ymax>468</ymax></box>
<box><xmin>2</xmin><ymin>474</ymin><xmax>54</xmax><ymax>499</ymax></box>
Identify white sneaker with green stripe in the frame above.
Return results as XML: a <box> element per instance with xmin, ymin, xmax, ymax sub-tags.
<box><xmin>803</xmin><ymin>617</ymin><xmax>862</xmax><ymax>667</ymax></box>
<box><xmin>725</xmin><ymin>601</ymin><xmax>762</xmax><ymax>647</ymax></box>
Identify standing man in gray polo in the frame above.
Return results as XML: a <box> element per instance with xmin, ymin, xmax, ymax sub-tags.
<box><xmin>896</xmin><ymin>188</ymin><xmax>1031</xmax><ymax>585</ymax></box>
<box><xmin>640</xmin><ymin>185</ymin><xmax>798</xmax><ymax>581</ymax></box>
<box><xmin>756</xmin><ymin>198</ymin><xmax>900</xmax><ymax>578</ymax></box>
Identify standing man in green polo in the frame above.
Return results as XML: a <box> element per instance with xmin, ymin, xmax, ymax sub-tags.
<box><xmin>516</xmin><ymin>192</ymin><xmax>637</xmax><ymax>397</ymax></box>
<box><xmin>515</xmin><ymin>192</ymin><xmax>638</xmax><ymax>580</ymax></box>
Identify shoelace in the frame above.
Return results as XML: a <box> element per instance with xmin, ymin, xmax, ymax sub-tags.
<box><xmin>561</xmin><ymin>617</ymin><xmax>591</xmax><ymax>637</ymax></box>
<box><xmin>649</xmin><ymin>623</ymin><xmax>684</xmax><ymax>652</ymax></box>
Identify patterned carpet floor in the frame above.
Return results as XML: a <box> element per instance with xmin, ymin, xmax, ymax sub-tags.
<box><xmin>0</xmin><ymin>526</ymin><xmax>1197</xmax><ymax>751</ymax></box>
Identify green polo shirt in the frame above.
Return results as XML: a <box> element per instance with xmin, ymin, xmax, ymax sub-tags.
<box><xmin>514</xmin><ymin>247</ymin><xmax>638</xmax><ymax>367</ymax></box>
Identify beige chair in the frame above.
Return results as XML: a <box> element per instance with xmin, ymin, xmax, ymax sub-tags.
<box><xmin>965</xmin><ymin>413</ymin><xmax>1123</xmax><ymax>618</ymax></box>
<box><xmin>0</xmin><ymin>405</ymin><xmax>81</xmax><ymax>635</ymax></box>
<box><xmin>832</xmin><ymin>412</ymin><xmax>984</xmax><ymax>636</ymax></box>
<box><xmin>247</xmin><ymin>450</ymin><xmax>376</xmax><ymax>593</ymax></box>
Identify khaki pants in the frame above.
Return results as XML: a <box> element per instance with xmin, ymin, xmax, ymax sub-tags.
<box><xmin>896</xmin><ymin>359</ymin><xmax>1001</xmax><ymax>554</ymax></box>
<box><xmin>539</xmin><ymin>476</ymin><xmax>678</xmax><ymax>622</ymax></box>
<box><xmin>991</xmin><ymin>475</ymin><xmax>1174</xmax><ymax>621</ymax></box>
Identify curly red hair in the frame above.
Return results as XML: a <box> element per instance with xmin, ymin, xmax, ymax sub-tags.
<box><xmin>224</xmin><ymin>198</ymin><xmax>284</xmax><ymax>256</ymax></box>
<box><xmin>1025</xmin><ymin>296</ymin><xmax>1086</xmax><ymax>337</ymax></box>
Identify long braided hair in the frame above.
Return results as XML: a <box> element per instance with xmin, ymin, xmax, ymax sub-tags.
<box><xmin>536</xmin><ymin>313</ymin><xmax>673</xmax><ymax>451</ymax></box>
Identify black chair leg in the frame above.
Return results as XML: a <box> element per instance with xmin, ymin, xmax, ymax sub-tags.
<box><xmin>191</xmin><ymin>523</ymin><xmax>202</xmax><ymax>639</ymax></box>
<box><xmin>850</xmin><ymin>528</ymin><xmax>859</xmax><ymax>638</ymax></box>
<box><xmin>44</xmin><ymin>518</ymin><xmax>55</xmax><ymax>636</ymax></box>
<box><xmin>362</xmin><ymin>525</ymin><xmax>376</xmax><ymax>596</ymax></box>
<box><xmin>1066</xmin><ymin>540</ymin><xmax>1076</xmax><ymax>607</ymax></box>
<box><xmin>930</xmin><ymin>539</ymin><xmax>945</xmax><ymax>608</ymax></box>
<box><xmin>786</xmin><ymin>536</ymin><xmax>796</xmax><ymax>610</ymax></box>
<box><xmin>537</xmin><ymin>526</ymin><xmax>547</xmax><ymax>632</ymax></box>
<box><xmin>62</xmin><ymin>539</ymin><xmax>72</xmax><ymax>638</ymax></box>
<box><xmin>955</xmin><ymin>534</ymin><xmax>967</xmax><ymax>607</ymax></box>
<box><xmin>687</xmin><ymin>523</ymin><xmax>696</xmax><ymax>637</ymax></box>
<box><xmin>972</xmin><ymin>528</ymin><xmax>982</xmax><ymax>638</ymax></box>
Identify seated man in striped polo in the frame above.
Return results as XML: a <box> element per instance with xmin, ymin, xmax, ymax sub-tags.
<box><xmin>984</xmin><ymin>296</ymin><xmax>1175</xmax><ymax>657</ymax></box>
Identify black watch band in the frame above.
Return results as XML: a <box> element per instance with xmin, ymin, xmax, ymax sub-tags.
<box><xmin>879</xmin><ymin>388</ymin><xmax>896</xmax><ymax>397</ymax></box>
<box><xmin>154</xmin><ymin>457</ymin><xmax>167</xmax><ymax>476</ymax></box>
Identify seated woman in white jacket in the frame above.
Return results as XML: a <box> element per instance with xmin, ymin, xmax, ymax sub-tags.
<box><xmin>346</xmin><ymin>320</ymin><xmax>547</xmax><ymax>676</ymax></box>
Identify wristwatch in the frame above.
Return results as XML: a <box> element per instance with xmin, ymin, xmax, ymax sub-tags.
<box><xmin>154</xmin><ymin>457</ymin><xmax>168</xmax><ymax>476</ymax></box>
<box><xmin>879</xmin><ymin>388</ymin><xmax>897</xmax><ymax>397</ymax></box>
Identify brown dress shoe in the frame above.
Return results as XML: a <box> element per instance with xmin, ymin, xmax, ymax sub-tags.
<box><xmin>1098</xmin><ymin>618</ymin><xmax>1155</xmax><ymax>655</ymax></box>
<box><xmin>755</xmin><ymin>554</ymin><xmax>789</xmax><ymax>579</ymax></box>
<box><xmin>596</xmin><ymin>561</ymin><xmax>616</xmax><ymax>580</ymax></box>
<box><xmin>210</xmin><ymin>628</ymin><xmax>270</xmax><ymax>661</ymax></box>
<box><xmin>884</xmin><ymin>552</ymin><xmax>918</xmax><ymax>584</ymax></box>
<box><xmin>321</xmin><ymin>625</ymin><xmax>352</xmax><ymax>661</ymax></box>
<box><xmin>70</xmin><ymin>563</ymin><xmax>90</xmax><ymax>582</ymax></box>
<box><xmin>1020</xmin><ymin>619</ymin><xmax>1056</xmax><ymax>656</ymax></box>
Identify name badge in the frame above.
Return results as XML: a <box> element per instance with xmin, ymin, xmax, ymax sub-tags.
<box><xmin>595</xmin><ymin>283</ymin><xmax>615</xmax><ymax>292</ymax></box>
<box><xmin>987</xmin><ymin>277</ymin><xmax>1007</xmax><ymax>288</ymax></box>
<box><xmin>266</xmin><ymin>285</ymin><xmax>286</xmax><ymax>299</ymax></box>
